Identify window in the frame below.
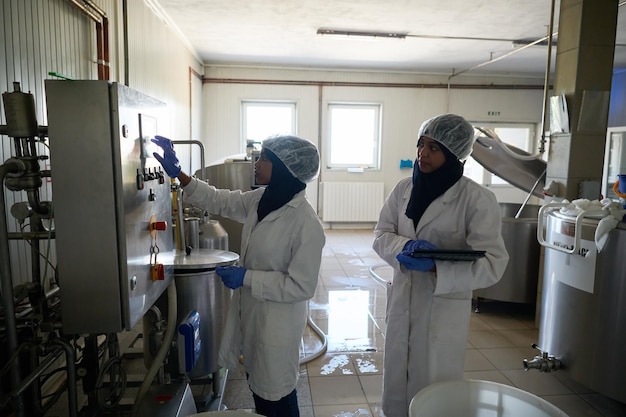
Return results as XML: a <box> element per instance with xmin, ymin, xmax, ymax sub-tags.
<box><xmin>328</xmin><ymin>103</ymin><xmax>381</xmax><ymax>170</ymax></box>
<box><xmin>242</xmin><ymin>101</ymin><xmax>296</xmax><ymax>147</ymax></box>
<box><xmin>465</xmin><ymin>123</ymin><xmax>537</xmax><ymax>186</ymax></box>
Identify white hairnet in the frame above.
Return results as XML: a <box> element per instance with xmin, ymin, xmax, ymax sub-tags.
<box><xmin>418</xmin><ymin>113</ymin><xmax>476</xmax><ymax>160</ymax></box>
<box><xmin>262</xmin><ymin>135</ymin><xmax>320</xmax><ymax>183</ymax></box>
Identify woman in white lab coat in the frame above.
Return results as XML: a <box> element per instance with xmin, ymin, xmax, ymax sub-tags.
<box><xmin>373</xmin><ymin>114</ymin><xmax>509</xmax><ymax>417</ymax></box>
<box><xmin>153</xmin><ymin>135</ymin><xmax>325</xmax><ymax>417</ymax></box>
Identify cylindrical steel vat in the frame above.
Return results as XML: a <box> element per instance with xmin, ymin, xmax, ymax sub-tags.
<box><xmin>184</xmin><ymin>207</ymin><xmax>230</xmax><ymax>251</ymax></box>
<box><xmin>538</xmin><ymin>211</ymin><xmax>626</xmax><ymax>403</ymax></box>
<box><xmin>145</xmin><ymin>249</ymin><xmax>239</xmax><ymax>379</ymax></box>
<box><xmin>474</xmin><ymin>203</ymin><xmax>541</xmax><ymax>304</ymax></box>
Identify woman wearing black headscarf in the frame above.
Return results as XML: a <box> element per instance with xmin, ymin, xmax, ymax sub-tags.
<box><xmin>153</xmin><ymin>135</ymin><xmax>325</xmax><ymax>417</ymax></box>
<box><xmin>372</xmin><ymin>114</ymin><xmax>509</xmax><ymax>417</ymax></box>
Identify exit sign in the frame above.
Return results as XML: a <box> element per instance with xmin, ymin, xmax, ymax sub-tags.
<box><xmin>487</xmin><ymin>111</ymin><xmax>501</xmax><ymax>116</ymax></box>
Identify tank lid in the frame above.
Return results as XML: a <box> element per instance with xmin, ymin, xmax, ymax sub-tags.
<box><xmin>163</xmin><ymin>248</ymin><xmax>239</xmax><ymax>270</ymax></box>
<box><xmin>471</xmin><ymin>131</ymin><xmax>547</xmax><ymax>198</ymax></box>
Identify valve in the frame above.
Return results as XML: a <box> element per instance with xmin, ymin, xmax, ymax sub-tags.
<box><xmin>523</xmin><ymin>343</ymin><xmax>563</xmax><ymax>373</ymax></box>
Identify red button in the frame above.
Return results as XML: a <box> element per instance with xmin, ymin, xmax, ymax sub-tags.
<box><xmin>150</xmin><ymin>221</ymin><xmax>167</xmax><ymax>232</ymax></box>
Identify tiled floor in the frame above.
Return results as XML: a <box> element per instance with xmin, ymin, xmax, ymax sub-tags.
<box><xmin>220</xmin><ymin>229</ymin><xmax>626</xmax><ymax>417</ymax></box>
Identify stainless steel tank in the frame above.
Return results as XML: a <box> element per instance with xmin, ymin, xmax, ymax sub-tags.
<box><xmin>533</xmin><ymin>207</ymin><xmax>626</xmax><ymax>403</ymax></box>
<box><xmin>195</xmin><ymin>158</ymin><xmax>254</xmax><ymax>254</ymax></box>
<box><xmin>145</xmin><ymin>249</ymin><xmax>239</xmax><ymax>379</ymax></box>
<box><xmin>184</xmin><ymin>207</ymin><xmax>229</xmax><ymax>251</ymax></box>
<box><xmin>474</xmin><ymin>203</ymin><xmax>541</xmax><ymax>304</ymax></box>
<box><xmin>199</xmin><ymin>220</ymin><xmax>229</xmax><ymax>250</ymax></box>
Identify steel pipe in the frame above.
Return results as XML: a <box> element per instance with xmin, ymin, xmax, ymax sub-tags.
<box><xmin>0</xmin><ymin>160</ymin><xmax>27</xmax><ymax>417</ymax></box>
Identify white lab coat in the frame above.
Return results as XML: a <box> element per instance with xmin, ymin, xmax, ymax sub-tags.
<box><xmin>373</xmin><ymin>176</ymin><xmax>508</xmax><ymax>417</ymax></box>
<box><xmin>183</xmin><ymin>178</ymin><xmax>325</xmax><ymax>401</ymax></box>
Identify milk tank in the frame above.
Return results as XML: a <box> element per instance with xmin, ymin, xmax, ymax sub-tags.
<box><xmin>529</xmin><ymin>204</ymin><xmax>626</xmax><ymax>404</ymax></box>
<box><xmin>470</xmin><ymin>130</ymin><xmax>546</xmax><ymax>307</ymax></box>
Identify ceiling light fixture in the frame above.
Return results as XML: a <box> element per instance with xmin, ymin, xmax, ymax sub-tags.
<box><xmin>317</xmin><ymin>28</ymin><xmax>407</xmax><ymax>40</ymax></box>
<box><xmin>512</xmin><ymin>38</ymin><xmax>558</xmax><ymax>47</ymax></box>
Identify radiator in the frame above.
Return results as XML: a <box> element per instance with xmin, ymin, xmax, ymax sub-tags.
<box><xmin>321</xmin><ymin>182</ymin><xmax>385</xmax><ymax>222</ymax></box>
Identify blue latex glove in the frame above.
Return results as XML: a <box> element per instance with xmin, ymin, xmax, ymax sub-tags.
<box><xmin>151</xmin><ymin>135</ymin><xmax>181</xmax><ymax>177</ymax></box>
<box><xmin>403</xmin><ymin>239</ymin><xmax>437</xmax><ymax>252</ymax></box>
<box><xmin>397</xmin><ymin>239</ymin><xmax>437</xmax><ymax>271</ymax></box>
<box><xmin>396</xmin><ymin>252</ymin><xmax>435</xmax><ymax>272</ymax></box>
<box><xmin>216</xmin><ymin>265</ymin><xmax>247</xmax><ymax>289</ymax></box>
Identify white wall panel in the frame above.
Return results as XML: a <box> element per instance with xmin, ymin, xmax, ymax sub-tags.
<box><xmin>201</xmin><ymin>69</ymin><xmax>544</xmax><ymax>209</ymax></box>
<box><xmin>201</xmin><ymin>82</ymin><xmax>321</xmax><ymax>207</ymax></box>
<box><xmin>1</xmin><ymin>0</ymin><xmax>200</xmax><ymax>286</ymax></box>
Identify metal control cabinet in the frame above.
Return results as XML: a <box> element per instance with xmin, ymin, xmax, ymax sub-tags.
<box><xmin>45</xmin><ymin>80</ymin><xmax>174</xmax><ymax>334</ymax></box>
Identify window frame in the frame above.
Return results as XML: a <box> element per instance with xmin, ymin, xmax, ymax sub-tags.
<box><xmin>241</xmin><ymin>100</ymin><xmax>297</xmax><ymax>149</ymax></box>
<box><xmin>327</xmin><ymin>102</ymin><xmax>382</xmax><ymax>170</ymax></box>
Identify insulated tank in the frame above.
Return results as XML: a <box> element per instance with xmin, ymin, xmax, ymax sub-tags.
<box><xmin>196</xmin><ymin>157</ymin><xmax>254</xmax><ymax>255</ymax></box>
<box><xmin>144</xmin><ymin>249</ymin><xmax>239</xmax><ymax>379</ymax></box>
<box><xmin>184</xmin><ymin>207</ymin><xmax>229</xmax><ymax>251</ymax></box>
<box><xmin>474</xmin><ymin>203</ymin><xmax>541</xmax><ymax>304</ymax></box>
<box><xmin>535</xmin><ymin>207</ymin><xmax>626</xmax><ymax>403</ymax></box>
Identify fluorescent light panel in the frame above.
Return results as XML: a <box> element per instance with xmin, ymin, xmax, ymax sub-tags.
<box><xmin>317</xmin><ymin>28</ymin><xmax>407</xmax><ymax>39</ymax></box>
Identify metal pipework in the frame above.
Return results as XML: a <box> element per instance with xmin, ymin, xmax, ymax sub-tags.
<box><xmin>523</xmin><ymin>343</ymin><xmax>563</xmax><ymax>373</ymax></box>
<box><xmin>172</xmin><ymin>139</ymin><xmax>206</xmax><ymax>181</ymax></box>
<box><xmin>2</xmin><ymin>339</ymin><xmax>77</xmax><ymax>417</ymax></box>
<box><xmin>2</xmin><ymin>83</ymin><xmax>52</xmax><ymax>217</ymax></box>
<box><xmin>0</xmin><ymin>159</ymin><xmax>27</xmax><ymax>417</ymax></box>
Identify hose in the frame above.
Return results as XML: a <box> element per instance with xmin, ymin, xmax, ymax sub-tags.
<box><xmin>299</xmin><ymin>307</ymin><xmax>328</xmax><ymax>365</ymax></box>
<box><xmin>368</xmin><ymin>263</ymin><xmax>392</xmax><ymax>287</ymax></box>
<box><xmin>131</xmin><ymin>282</ymin><xmax>177</xmax><ymax>416</ymax></box>
<box><xmin>95</xmin><ymin>357</ymin><xmax>126</xmax><ymax>409</ymax></box>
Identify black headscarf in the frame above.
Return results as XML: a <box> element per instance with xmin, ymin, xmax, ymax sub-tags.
<box><xmin>257</xmin><ymin>149</ymin><xmax>306</xmax><ymax>222</ymax></box>
<box><xmin>405</xmin><ymin>144</ymin><xmax>464</xmax><ymax>229</ymax></box>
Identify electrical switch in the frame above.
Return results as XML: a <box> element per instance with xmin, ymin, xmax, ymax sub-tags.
<box><xmin>149</xmin><ymin>215</ymin><xmax>167</xmax><ymax>238</ymax></box>
<box><xmin>151</xmin><ymin>221</ymin><xmax>167</xmax><ymax>231</ymax></box>
<box><xmin>136</xmin><ymin>169</ymin><xmax>144</xmax><ymax>190</ymax></box>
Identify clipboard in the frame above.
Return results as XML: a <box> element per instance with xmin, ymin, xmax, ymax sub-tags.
<box><xmin>410</xmin><ymin>249</ymin><xmax>486</xmax><ymax>261</ymax></box>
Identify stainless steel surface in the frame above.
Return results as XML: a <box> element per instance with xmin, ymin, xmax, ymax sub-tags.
<box><xmin>474</xmin><ymin>203</ymin><xmax>541</xmax><ymax>304</ymax></box>
<box><xmin>173</xmin><ymin>140</ymin><xmax>206</xmax><ymax>181</ymax></box>
<box><xmin>163</xmin><ymin>248</ymin><xmax>239</xmax><ymax>270</ymax></box>
<box><xmin>472</xmin><ymin>135</ymin><xmax>546</xmax><ymax>197</ymax></box>
<box><xmin>538</xmin><ymin>211</ymin><xmax>626</xmax><ymax>403</ymax></box>
<box><xmin>184</xmin><ymin>217</ymin><xmax>200</xmax><ymax>250</ymax></box>
<box><xmin>45</xmin><ymin>80</ymin><xmax>174</xmax><ymax>334</ymax></box>
<box><xmin>201</xmin><ymin>159</ymin><xmax>253</xmax><ymax>192</ymax></box>
<box><xmin>199</xmin><ymin>220</ymin><xmax>229</xmax><ymax>250</ymax></box>
<box><xmin>195</xmin><ymin>159</ymin><xmax>254</xmax><ymax>254</ymax></box>
<box><xmin>183</xmin><ymin>207</ymin><xmax>229</xmax><ymax>251</ymax></box>
<box><xmin>1</xmin><ymin>83</ymin><xmax>38</xmax><ymax>137</ymax></box>
<box><xmin>158</xmin><ymin>249</ymin><xmax>238</xmax><ymax>378</ymax></box>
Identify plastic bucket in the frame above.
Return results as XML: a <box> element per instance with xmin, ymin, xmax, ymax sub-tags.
<box><xmin>409</xmin><ymin>380</ymin><xmax>569</xmax><ymax>417</ymax></box>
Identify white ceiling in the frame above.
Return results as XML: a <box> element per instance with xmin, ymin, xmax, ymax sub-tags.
<box><xmin>154</xmin><ymin>0</ymin><xmax>626</xmax><ymax>77</ymax></box>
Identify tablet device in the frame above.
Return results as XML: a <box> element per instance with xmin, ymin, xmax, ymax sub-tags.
<box><xmin>410</xmin><ymin>249</ymin><xmax>486</xmax><ymax>261</ymax></box>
